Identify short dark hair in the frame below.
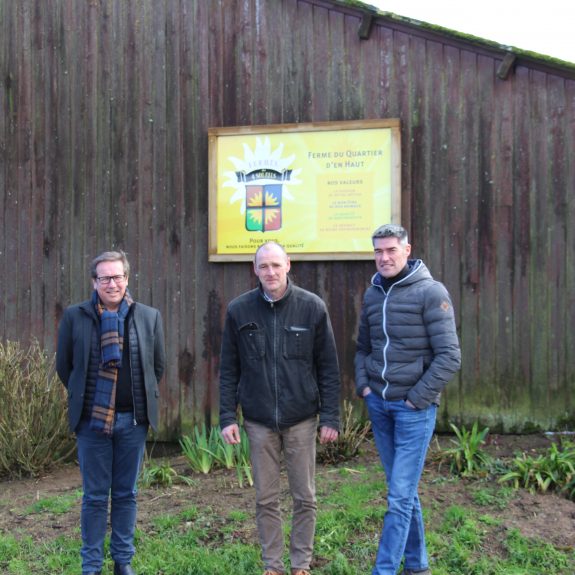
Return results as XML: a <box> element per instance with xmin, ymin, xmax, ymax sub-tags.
<box><xmin>90</xmin><ymin>250</ymin><xmax>130</xmax><ymax>279</ymax></box>
<box><xmin>371</xmin><ymin>224</ymin><xmax>409</xmax><ymax>246</ymax></box>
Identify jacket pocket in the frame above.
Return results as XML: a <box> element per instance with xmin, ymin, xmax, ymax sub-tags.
<box><xmin>239</xmin><ymin>322</ymin><xmax>266</xmax><ymax>360</ymax></box>
<box><xmin>283</xmin><ymin>326</ymin><xmax>312</xmax><ymax>359</ymax></box>
<box><xmin>385</xmin><ymin>356</ymin><xmax>425</xmax><ymax>384</ymax></box>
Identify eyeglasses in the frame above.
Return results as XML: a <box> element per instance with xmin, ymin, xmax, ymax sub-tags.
<box><xmin>96</xmin><ymin>275</ymin><xmax>126</xmax><ymax>285</ymax></box>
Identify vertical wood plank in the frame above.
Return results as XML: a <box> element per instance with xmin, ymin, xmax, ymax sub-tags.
<box><xmin>1</xmin><ymin>0</ymin><xmax>574</xmax><ymax>436</ymax></box>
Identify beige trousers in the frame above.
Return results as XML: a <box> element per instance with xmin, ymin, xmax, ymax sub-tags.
<box><xmin>244</xmin><ymin>417</ymin><xmax>318</xmax><ymax>573</ymax></box>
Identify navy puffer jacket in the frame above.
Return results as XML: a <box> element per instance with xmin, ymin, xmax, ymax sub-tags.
<box><xmin>354</xmin><ymin>260</ymin><xmax>461</xmax><ymax>409</ymax></box>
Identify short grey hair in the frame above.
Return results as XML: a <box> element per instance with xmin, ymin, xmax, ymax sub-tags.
<box><xmin>254</xmin><ymin>241</ymin><xmax>288</xmax><ymax>264</ymax></box>
<box><xmin>90</xmin><ymin>250</ymin><xmax>130</xmax><ymax>279</ymax></box>
<box><xmin>371</xmin><ymin>224</ymin><xmax>409</xmax><ymax>246</ymax></box>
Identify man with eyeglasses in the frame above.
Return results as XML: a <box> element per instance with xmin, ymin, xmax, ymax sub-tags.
<box><xmin>57</xmin><ymin>250</ymin><xmax>165</xmax><ymax>575</ymax></box>
<box><xmin>355</xmin><ymin>224</ymin><xmax>461</xmax><ymax>575</ymax></box>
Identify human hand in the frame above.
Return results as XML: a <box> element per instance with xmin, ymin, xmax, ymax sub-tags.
<box><xmin>221</xmin><ymin>424</ymin><xmax>241</xmax><ymax>444</ymax></box>
<box><xmin>362</xmin><ymin>388</ymin><xmax>372</xmax><ymax>397</ymax></box>
<box><xmin>404</xmin><ymin>399</ymin><xmax>416</xmax><ymax>409</ymax></box>
<box><xmin>319</xmin><ymin>426</ymin><xmax>339</xmax><ymax>444</ymax></box>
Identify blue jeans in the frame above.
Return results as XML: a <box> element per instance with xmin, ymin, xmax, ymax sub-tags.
<box><xmin>365</xmin><ymin>394</ymin><xmax>437</xmax><ymax>575</ymax></box>
<box><xmin>76</xmin><ymin>412</ymin><xmax>148</xmax><ymax>573</ymax></box>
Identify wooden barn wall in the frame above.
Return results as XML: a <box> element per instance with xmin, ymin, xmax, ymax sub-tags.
<box><xmin>1</xmin><ymin>0</ymin><xmax>574</xmax><ymax>437</ymax></box>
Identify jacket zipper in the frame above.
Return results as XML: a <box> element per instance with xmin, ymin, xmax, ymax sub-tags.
<box><xmin>378</xmin><ymin>261</ymin><xmax>422</xmax><ymax>400</ymax></box>
<box><xmin>381</xmin><ymin>287</ymin><xmax>390</xmax><ymax>399</ymax></box>
<box><xmin>272</xmin><ymin>302</ymin><xmax>280</xmax><ymax>431</ymax></box>
<box><xmin>128</xmin><ymin>318</ymin><xmax>137</xmax><ymax>426</ymax></box>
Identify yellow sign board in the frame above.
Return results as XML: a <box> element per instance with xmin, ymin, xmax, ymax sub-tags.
<box><xmin>208</xmin><ymin>119</ymin><xmax>401</xmax><ymax>261</ymax></box>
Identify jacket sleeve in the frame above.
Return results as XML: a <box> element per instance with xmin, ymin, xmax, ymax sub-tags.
<box><xmin>407</xmin><ymin>283</ymin><xmax>461</xmax><ymax>409</ymax></box>
<box><xmin>219</xmin><ymin>309</ymin><xmax>241</xmax><ymax>429</ymax></box>
<box><xmin>56</xmin><ymin>308</ymin><xmax>73</xmax><ymax>388</ymax></box>
<box><xmin>314</xmin><ymin>304</ymin><xmax>341</xmax><ymax>430</ymax></box>
<box><xmin>153</xmin><ymin>310</ymin><xmax>166</xmax><ymax>383</ymax></box>
<box><xmin>354</xmin><ymin>295</ymin><xmax>372</xmax><ymax>397</ymax></box>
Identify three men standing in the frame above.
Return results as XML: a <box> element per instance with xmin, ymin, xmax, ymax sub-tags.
<box><xmin>57</xmin><ymin>251</ymin><xmax>166</xmax><ymax>575</ymax></box>
<box><xmin>56</xmin><ymin>228</ymin><xmax>458</xmax><ymax>575</ymax></box>
<box><xmin>355</xmin><ymin>224</ymin><xmax>461</xmax><ymax>575</ymax></box>
<box><xmin>219</xmin><ymin>241</ymin><xmax>341</xmax><ymax>575</ymax></box>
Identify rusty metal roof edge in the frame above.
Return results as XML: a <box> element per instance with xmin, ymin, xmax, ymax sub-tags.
<box><xmin>316</xmin><ymin>0</ymin><xmax>575</xmax><ymax>80</ymax></box>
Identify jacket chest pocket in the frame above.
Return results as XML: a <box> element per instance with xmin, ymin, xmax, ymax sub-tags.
<box><xmin>283</xmin><ymin>326</ymin><xmax>312</xmax><ymax>359</ymax></box>
<box><xmin>239</xmin><ymin>323</ymin><xmax>266</xmax><ymax>360</ymax></box>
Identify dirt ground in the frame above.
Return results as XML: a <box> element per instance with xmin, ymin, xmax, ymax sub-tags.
<box><xmin>1</xmin><ymin>434</ymin><xmax>575</xmax><ymax>554</ymax></box>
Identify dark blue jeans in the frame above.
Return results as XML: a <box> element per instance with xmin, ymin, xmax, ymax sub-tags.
<box><xmin>76</xmin><ymin>412</ymin><xmax>148</xmax><ymax>573</ymax></box>
<box><xmin>365</xmin><ymin>394</ymin><xmax>437</xmax><ymax>575</ymax></box>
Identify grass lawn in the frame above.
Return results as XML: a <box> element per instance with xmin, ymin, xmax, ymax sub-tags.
<box><xmin>1</xmin><ymin>437</ymin><xmax>574</xmax><ymax>574</ymax></box>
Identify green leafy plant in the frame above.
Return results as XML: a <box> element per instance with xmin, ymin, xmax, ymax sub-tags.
<box><xmin>214</xmin><ymin>437</ymin><xmax>236</xmax><ymax>470</ymax></box>
<box><xmin>317</xmin><ymin>400</ymin><xmax>371</xmax><ymax>464</ymax></box>
<box><xmin>441</xmin><ymin>422</ymin><xmax>492</xmax><ymax>477</ymax></box>
<box><xmin>139</xmin><ymin>457</ymin><xmax>195</xmax><ymax>488</ymax></box>
<box><xmin>179</xmin><ymin>423</ymin><xmax>220</xmax><ymax>474</ymax></box>
<box><xmin>0</xmin><ymin>340</ymin><xmax>76</xmax><ymax>478</ymax></box>
<box><xmin>234</xmin><ymin>425</ymin><xmax>253</xmax><ymax>487</ymax></box>
<box><xmin>179</xmin><ymin>423</ymin><xmax>254</xmax><ymax>486</ymax></box>
<box><xmin>499</xmin><ymin>440</ymin><xmax>575</xmax><ymax>498</ymax></box>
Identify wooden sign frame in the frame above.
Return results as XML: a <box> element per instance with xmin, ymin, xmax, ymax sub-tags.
<box><xmin>208</xmin><ymin>118</ymin><xmax>401</xmax><ymax>262</ymax></box>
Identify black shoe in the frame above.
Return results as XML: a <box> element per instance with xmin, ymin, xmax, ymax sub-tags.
<box><xmin>114</xmin><ymin>564</ymin><xmax>136</xmax><ymax>575</ymax></box>
<box><xmin>83</xmin><ymin>572</ymin><xmax>101</xmax><ymax>575</ymax></box>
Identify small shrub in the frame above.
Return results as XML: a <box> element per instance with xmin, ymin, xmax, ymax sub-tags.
<box><xmin>0</xmin><ymin>340</ymin><xmax>76</xmax><ymax>478</ymax></box>
<box><xmin>440</xmin><ymin>422</ymin><xmax>492</xmax><ymax>477</ymax></box>
<box><xmin>317</xmin><ymin>400</ymin><xmax>371</xmax><ymax>464</ymax></box>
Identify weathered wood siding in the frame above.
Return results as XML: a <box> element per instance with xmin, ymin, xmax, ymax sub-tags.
<box><xmin>1</xmin><ymin>0</ymin><xmax>574</xmax><ymax>437</ymax></box>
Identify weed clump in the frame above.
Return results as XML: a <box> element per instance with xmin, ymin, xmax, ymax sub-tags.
<box><xmin>317</xmin><ymin>400</ymin><xmax>371</xmax><ymax>464</ymax></box>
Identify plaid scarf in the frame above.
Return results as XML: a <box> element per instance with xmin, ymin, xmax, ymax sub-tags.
<box><xmin>90</xmin><ymin>289</ymin><xmax>133</xmax><ymax>435</ymax></box>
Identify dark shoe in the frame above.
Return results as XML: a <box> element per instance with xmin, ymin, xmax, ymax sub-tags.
<box><xmin>400</xmin><ymin>570</ymin><xmax>432</xmax><ymax>575</ymax></box>
<box><xmin>83</xmin><ymin>572</ymin><xmax>101</xmax><ymax>575</ymax></box>
<box><xmin>114</xmin><ymin>564</ymin><xmax>136</xmax><ymax>575</ymax></box>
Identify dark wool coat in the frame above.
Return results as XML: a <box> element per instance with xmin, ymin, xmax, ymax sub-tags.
<box><xmin>56</xmin><ymin>299</ymin><xmax>165</xmax><ymax>432</ymax></box>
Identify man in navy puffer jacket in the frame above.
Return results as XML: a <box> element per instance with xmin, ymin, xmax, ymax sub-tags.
<box><xmin>355</xmin><ymin>224</ymin><xmax>461</xmax><ymax>575</ymax></box>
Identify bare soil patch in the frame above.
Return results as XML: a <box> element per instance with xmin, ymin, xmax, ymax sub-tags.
<box><xmin>1</xmin><ymin>434</ymin><xmax>574</xmax><ymax>553</ymax></box>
